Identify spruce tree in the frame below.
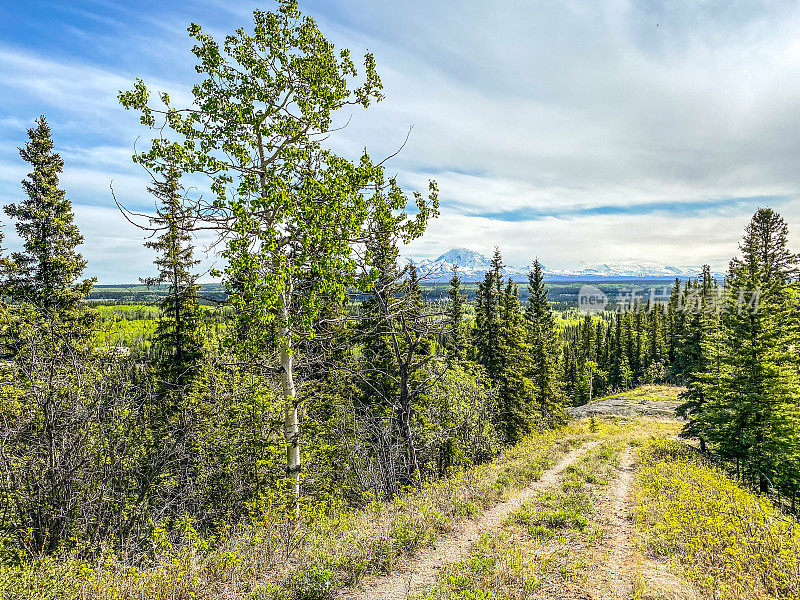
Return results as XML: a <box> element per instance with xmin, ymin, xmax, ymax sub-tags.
<box><xmin>580</xmin><ymin>315</ymin><xmax>597</xmax><ymax>403</ymax></box>
<box><xmin>677</xmin><ymin>266</ymin><xmax>717</xmax><ymax>451</ymax></box>
<box><xmin>632</xmin><ymin>308</ymin><xmax>644</xmax><ymax>382</ymax></box>
<box><xmin>580</xmin><ymin>314</ymin><xmax>594</xmax><ymax>360</ymax></box>
<box><xmin>698</xmin><ymin>209</ymin><xmax>800</xmax><ymax>493</ymax></box>
<box><xmin>595</xmin><ymin>319</ymin><xmax>606</xmax><ymax>368</ymax></box>
<box><xmin>474</xmin><ymin>248</ymin><xmax>504</xmax><ymax>379</ymax></box>
<box><xmin>609</xmin><ymin>314</ymin><xmax>632</xmax><ymax>389</ymax></box>
<box><xmin>490</xmin><ymin>247</ymin><xmax>504</xmax><ymax>297</ymax></box>
<box><xmin>447</xmin><ymin>266</ymin><xmax>466</xmax><ymax>360</ymax></box>
<box><xmin>357</xmin><ymin>227</ymin><xmax>402</xmax><ymax>415</ymax></box>
<box><xmin>0</xmin><ymin>118</ymin><xmax>98</xmax><ymax>551</ymax></box>
<box><xmin>642</xmin><ymin>303</ymin><xmax>667</xmax><ymax>380</ymax></box>
<box><xmin>356</xmin><ymin>230</ymin><xmax>440</xmax><ymax>489</ymax></box>
<box><xmin>143</xmin><ymin>168</ymin><xmax>204</xmax><ymax>390</ymax></box>
<box><xmin>3</xmin><ymin>117</ymin><xmax>94</xmax><ymax>324</ymax></box>
<box><xmin>525</xmin><ymin>259</ymin><xmax>565</xmax><ymax>425</ymax></box>
<box><xmin>496</xmin><ymin>278</ymin><xmax>535</xmax><ymax>440</ymax></box>
<box><xmin>624</xmin><ymin>311</ymin><xmax>636</xmax><ymax>382</ymax></box>
<box><xmin>354</xmin><ymin>227</ymin><xmax>405</xmax><ymax>491</ymax></box>
<box><xmin>139</xmin><ymin>168</ymin><xmax>206</xmax><ymax>516</ymax></box>
<box><xmin>740</xmin><ymin>208</ymin><xmax>799</xmax><ymax>286</ymax></box>
<box><xmin>562</xmin><ymin>344</ymin><xmax>578</xmax><ymax>402</ymax></box>
<box><xmin>667</xmin><ymin>277</ymin><xmax>683</xmax><ymax>366</ymax></box>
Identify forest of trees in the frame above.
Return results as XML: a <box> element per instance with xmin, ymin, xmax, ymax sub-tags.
<box><xmin>0</xmin><ymin>0</ymin><xmax>798</xmax><ymax>567</ymax></box>
<box><xmin>0</xmin><ymin>2</ymin><xmax>569</xmax><ymax>558</ymax></box>
<box><xmin>561</xmin><ymin>279</ymin><xmax>688</xmax><ymax>403</ymax></box>
<box><xmin>560</xmin><ymin>209</ymin><xmax>800</xmax><ymax>507</ymax></box>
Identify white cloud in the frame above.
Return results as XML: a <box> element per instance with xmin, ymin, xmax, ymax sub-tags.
<box><xmin>402</xmin><ymin>209</ymin><xmax>800</xmax><ymax>274</ymax></box>
<box><xmin>73</xmin><ymin>205</ymin><xmax>222</xmax><ymax>284</ymax></box>
<box><xmin>3</xmin><ymin>0</ymin><xmax>800</xmax><ymax>280</ymax></box>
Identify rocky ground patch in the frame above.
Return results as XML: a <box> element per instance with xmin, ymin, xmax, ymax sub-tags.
<box><xmin>569</xmin><ymin>385</ymin><xmax>684</xmax><ymax>419</ymax></box>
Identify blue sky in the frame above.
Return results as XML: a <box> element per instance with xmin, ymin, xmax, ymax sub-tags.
<box><xmin>2</xmin><ymin>0</ymin><xmax>800</xmax><ymax>282</ymax></box>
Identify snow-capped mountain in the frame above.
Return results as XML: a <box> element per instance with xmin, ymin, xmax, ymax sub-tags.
<box><xmin>408</xmin><ymin>249</ymin><xmax>705</xmax><ymax>282</ymax></box>
<box><xmin>548</xmin><ymin>260</ymin><xmax>703</xmax><ymax>279</ymax></box>
<box><xmin>409</xmin><ymin>249</ymin><xmax>527</xmax><ymax>282</ymax></box>
<box><xmin>434</xmin><ymin>248</ymin><xmax>493</xmax><ymax>269</ymax></box>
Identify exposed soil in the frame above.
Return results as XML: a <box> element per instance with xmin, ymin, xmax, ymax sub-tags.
<box><xmin>336</xmin><ymin>442</ymin><xmax>599</xmax><ymax>600</ymax></box>
<box><xmin>585</xmin><ymin>446</ymin><xmax>700</xmax><ymax>600</ymax></box>
<box><xmin>605</xmin><ymin>447</ymin><xmax>636</xmax><ymax>599</ymax></box>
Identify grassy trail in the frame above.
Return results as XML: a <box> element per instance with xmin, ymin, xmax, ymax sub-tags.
<box><xmin>338</xmin><ymin>442</ymin><xmax>599</xmax><ymax>600</ymax></box>
<box><xmin>608</xmin><ymin>447</ymin><xmax>636</xmax><ymax>599</ymax></box>
<box><xmin>412</xmin><ymin>418</ymin><xmax>693</xmax><ymax>600</ymax></box>
<box><xmin>349</xmin><ymin>387</ymin><xmax>800</xmax><ymax>600</ymax></box>
<box><xmin>587</xmin><ymin>441</ymin><xmax>699</xmax><ymax>600</ymax></box>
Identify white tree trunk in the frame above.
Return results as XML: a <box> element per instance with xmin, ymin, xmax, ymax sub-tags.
<box><xmin>278</xmin><ymin>291</ymin><xmax>300</xmax><ymax>518</ymax></box>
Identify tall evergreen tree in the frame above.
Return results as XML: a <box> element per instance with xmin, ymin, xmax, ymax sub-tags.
<box><xmin>355</xmin><ymin>230</ymin><xmax>443</xmax><ymax>490</ymax></box>
<box><xmin>0</xmin><ymin>117</ymin><xmax>100</xmax><ymax>553</ymax></box>
<box><xmin>496</xmin><ymin>278</ymin><xmax>535</xmax><ymax>440</ymax></box>
<box><xmin>667</xmin><ymin>277</ymin><xmax>683</xmax><ymax>366</ymax></box>
<box><xmin>137</xmin><ymin>168</ymin><xmax>206</xmax><ymax>516</ymax></box>
<box><xmin>143</xmin><ymin>169</ymin><xmax>205</xmax><ymax>390</ymax></box>
<box><xmin>3</xmin><ymin>117</ymin><xmax>94</xmax><ymax>325</ymax></box>
<box><xmin>698</xmin><ymin>209</ymin><xmax>800</xmax><ymax>493</ymax></box>
<box><xmin>525</xmin><ymin>259</ymin><xmax>565</xmax><ymax>425</ymax></box>
<box><xmin>447</xmin><ymin>266</ymin><xmax>466</xmax><ymax>360</ymax></box>
<box><xmin>647</xmin><ymin>306</ymin><xmax>666</xmax><ymax>369</ymax></box>
<box><xmin>474</xmin><ymin>248</ymin><xmax>504</xmax><ymax>379</ymax></box>
<box><xmin>677</xmin><ymin>265</ymin><xmax>717</xmax><ymax>451</ymax></box>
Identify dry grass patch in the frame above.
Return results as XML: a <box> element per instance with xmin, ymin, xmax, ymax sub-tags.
<box><xmin>596</xmin><ymin>385</ymin><xmax>685</xmax><ymax>405</ymax></box>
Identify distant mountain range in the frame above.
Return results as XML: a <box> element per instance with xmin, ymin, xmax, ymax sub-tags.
<box><xmin>408</xmin><ymin>248</ymin><xmax>708</xmax><ymax>282</ymax></box>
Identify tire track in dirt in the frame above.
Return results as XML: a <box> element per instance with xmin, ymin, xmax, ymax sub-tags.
<box><xmin>608</xmin><ymin>447</ymin><xmax>636</xmax><ymax>600</ymax></box>
<box><xmin>587</xmin><ymin>445</ymin><xmax>700</xmax><ymax>600</ymax></box>
<box><xmin>582</xmin><ymin>445</ymin><xmax>636</xmax><ymax>600</ymax></box>
<box><xmin>337</xmin><ymin>441</ymin><xmax>599</xmax><ymax>600</ymax></box>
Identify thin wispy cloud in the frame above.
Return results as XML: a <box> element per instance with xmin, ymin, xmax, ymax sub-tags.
<box><xmin>0</xmin><ymin>0</ymin><xmax>799</xmax><ymax>282</ymax></box>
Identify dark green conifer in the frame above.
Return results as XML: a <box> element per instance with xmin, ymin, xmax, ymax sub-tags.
<box><xmin>142</xmin><ymin>168</ymin><xmax>205</xmax><ymax>390</ymax></box>
<box><xmin>3</xmin><ymin>117</ymin><xmax>94</xmax><ymax>325</ymax></box>
<box><xmin>474</xmin><ymin>248</ymin><xmax>504</xmax><ymax>379</ymax></box>
<box><xmin>496</xmin><ymin>278</ymin><xmax>535</xmax><ymax>440</ymax></box>
<box><xmin>677</xmin><ymin>265</ymin><xmax>717</xmax><ymax>451</ymax></box>
<box><xmin>447</xmin><ymin>266</ymin><xmax>466</xmax><ymax>360</ymax></box>
<box><xmin>697</xmin><ymin>209</ymin><xmax>800</xmax><ymax>493</ymax></box>
<box><xmin>525</xmin><ymin>259</ymin><xmax>565</xmax><ymax>425</ymax></box>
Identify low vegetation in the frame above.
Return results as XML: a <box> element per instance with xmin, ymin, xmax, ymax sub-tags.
<box><xmin>635</xmin><ymin>439</ymin><xmax>800</xmax><ymax>600</ymax></box>
<box><xmin>415</xmin><ymin>418</ymin><xmax>680</xmax><ymax>600</ymax></box>
<box><xmin>0</xmin><ymin>423</ymin><xmax>591</xmax><ymax>600</ymax></box>
<box><xmin>594</xmin><ymin>384</ymin><xmax>684</xmax><ymax>405</ymax></box>
<box><xmin>414</xmin><ymin>439</ymin><xmax>622</xmax><ymax>599</ymax></box>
